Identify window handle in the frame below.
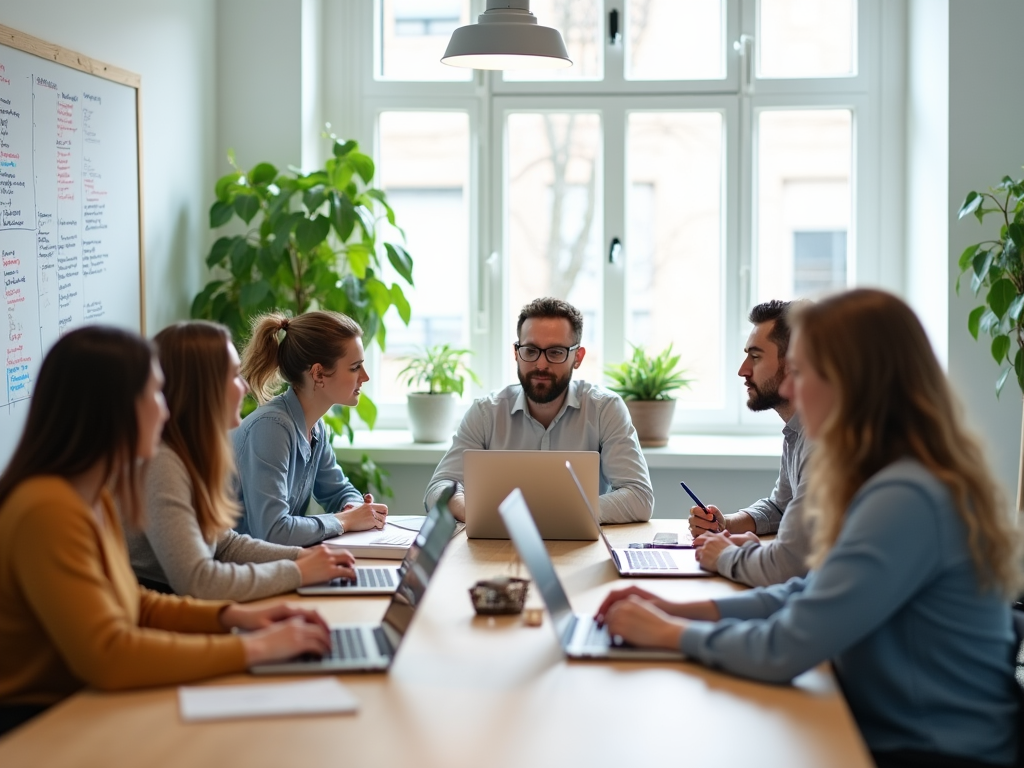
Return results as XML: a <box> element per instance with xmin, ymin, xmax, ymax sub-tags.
<box><xmin>608</xmin><ymin>9</ymin><xmax>621</xmax><ymax>46</ymax></box>
<box><xmin>608</xmin><ymin>237</ymin><xmax>622</xmax><ymax>265</ymax></box>
<box><xmin>733</xmin><ymin>34</ymin><xmax>754</xmax><ymax>95</ymax></box>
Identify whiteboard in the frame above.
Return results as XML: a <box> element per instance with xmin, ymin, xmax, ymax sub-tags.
<box><xmin>0</xmin><ymin>26</ymin><xmax>143</xmax><ymax>469</ymax></box>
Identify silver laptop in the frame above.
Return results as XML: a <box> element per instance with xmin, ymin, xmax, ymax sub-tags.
<box><xmin>498</xmin><ymin>488</ymin><xmax>684</xmax><ymax>662</ymax></box>
<box><xmin>252</xmin><ymin>487</ymin><xmax>458</xmax><ymax>674</ymax></box>
<box><xmin>565</xmin><ymin>461</ymin><xmax>709</xmax><ymax>578</ymax></box>
<box><xmin>464</xmin><ymin>450</ymin><xmax>600</xmax><ymax>540</ymax></box>
<box><xmin>297</xmin><ymin>564</ymin><xmax>402</xmax><ymax>596</ymax></box>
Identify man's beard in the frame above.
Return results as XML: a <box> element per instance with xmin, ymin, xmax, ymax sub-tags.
<box><xmin>518</xmin><ymin>367</ymin><xmax>573</xmax><ymax>405</ymax></box>
<box><xmin>745</xmin><ymin>369</ymin><xmax>787</xmax><ymax>412</ymax></box>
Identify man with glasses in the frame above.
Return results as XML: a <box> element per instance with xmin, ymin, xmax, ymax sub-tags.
<box><xmin>424</xmin><ymin>297</ymin><xmax>654</xmax><ymax>524</ymax></box>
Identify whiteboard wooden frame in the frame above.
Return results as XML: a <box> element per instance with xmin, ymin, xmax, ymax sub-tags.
<box><xmin>0</xmin><ymin>24</ymin><xmax>145</xmax><ymax>332</ymax></box>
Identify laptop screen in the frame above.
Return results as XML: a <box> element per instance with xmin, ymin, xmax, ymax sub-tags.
<box><xmin>380</xmin><ymin>488</ymin><xmax>457</xmax><ymax>648</ymax></box>
<box><xmin>497</xmin><ymin>488</ymin><xmax>576</xmax><ymax>650</ymax></box>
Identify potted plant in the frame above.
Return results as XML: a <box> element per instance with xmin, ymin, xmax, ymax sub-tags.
<box><xmin>604</xmin><ymin>344</ymin><xmax>692</xmax><ymax>447</ymax></box>
<box><xmin>399</xmin><ymin>344</ymin><xmax>480</xmax><ymax>443</ymax></box>
<box><xmin>190</xmin><ymin>131</ymin><xmax>414</xmax><ymax>441</ymax></box>
<box><xmin>956</xmin><ymin>169</ymin><xmax>1024</xmax><ymax>509</ymax></box>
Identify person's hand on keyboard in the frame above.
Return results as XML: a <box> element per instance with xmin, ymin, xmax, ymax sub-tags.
<box><xmin>296</xmin><ymin>544</ymin><xmax>356</xmax><ymax>586</ymax></box>
<box><xmin>221</xmin><ymin>602</ymin><xmax>332</xmax><ymax>666</ymax></box>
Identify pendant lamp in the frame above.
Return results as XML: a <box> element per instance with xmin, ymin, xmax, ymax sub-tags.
<box><xmin>441</xmin><ymin>0</ymin><xmax>572</xmax><ymax>71</ymax></box>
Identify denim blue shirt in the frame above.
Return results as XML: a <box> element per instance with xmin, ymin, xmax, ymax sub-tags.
<box><xmin>681</xmin><ymin>459</ymin><xmax>1017</xmax><ymax>765</ymax></box>
<box><xmin>233</xmin><ymin>388</ymin><xmax>363</xmax><ymax>546</ymax></box>
<box><xmin>424</xmin><ymin>380</ymin><xmax>654</xmax><ymax>523</ymax></box>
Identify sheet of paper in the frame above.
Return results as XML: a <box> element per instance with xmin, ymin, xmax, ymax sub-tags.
<box><xmin>179</xmin><ymin>678</ymin><xmax>358</xmax><ymax>722</ymax></box>
<box><xmin>323</xmin><ymin>523</ymin><xmax>417</xmax><ymax>548</ymax></box>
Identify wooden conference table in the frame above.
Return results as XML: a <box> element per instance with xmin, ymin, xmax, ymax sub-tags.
<box><xmin>0</xmin><ymin>521</ymin><xmax>872</xmax><ymax>768</ymax></box>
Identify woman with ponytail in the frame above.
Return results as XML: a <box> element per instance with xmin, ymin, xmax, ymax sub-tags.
<box><xmin>126</xmin><ymin>321</ymin><xmax>358</xmax><ymax>601</ymax></box>
<box><xmin>233</xmin><ymin>311</ymin><xmax>388</xmax><ymax>546</ymax></box>
<box><xmin>596</xmin><ymin>290</ymin><xmax>1023</xmax><ymax>767</ymax></box>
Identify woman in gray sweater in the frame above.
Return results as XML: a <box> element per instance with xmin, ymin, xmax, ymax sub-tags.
<box><xmin>127</xmin><ymin>321</ymin><xmax>357</xmax><ymax>601</ymax></box>
<box><xmin>597</xmin><ymin>290</ymin><xmax>1023</xmax><ymax>768</ymax></box>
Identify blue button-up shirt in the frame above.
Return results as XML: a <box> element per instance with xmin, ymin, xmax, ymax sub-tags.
<box><xmin>233</xmin><ymin>388</ymin><xmax>363</xmax><ymax>546</ymax></box>
<box><xmin>424</xmin><ymin>380</ymin><xmax>654</xmax><ymax>523</ymax></box>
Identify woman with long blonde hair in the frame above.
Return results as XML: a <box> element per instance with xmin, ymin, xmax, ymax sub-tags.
<box><xmin>234</xmin><ymin>310</ymin><xmax>387</xmax><ymax>546</ymax></box>
<box><xmin>127</xmin><ymin>321</ymin><xmax>357</xmax><ymax>600</ymax></box>
<box><xmin>597</xmin><ymin>289</ymin><xmax>1023</xmax><ymax>767</ymax></box>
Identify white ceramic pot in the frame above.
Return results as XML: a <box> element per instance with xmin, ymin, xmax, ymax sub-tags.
<box><xmin>624</xmin><ymin>399</ymin><xmax>676</xmax><ymax>448</ymax></box>
<box><xmin>407</xmin><ymin>392</ymin><xmax>458</xmax><ymax>443</ymax></box>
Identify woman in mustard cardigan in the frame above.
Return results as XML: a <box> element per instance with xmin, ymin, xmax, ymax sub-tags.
<box><xmin>0</xmin><ymin>326</ymin><xmax>332</xmax><ymax>736</ymax></box>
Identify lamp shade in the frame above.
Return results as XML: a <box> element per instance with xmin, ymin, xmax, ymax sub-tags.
<box><xmin>441</xmin><ymin>1</ymin><xmax>572</xmax><ymax>71</ymax></box>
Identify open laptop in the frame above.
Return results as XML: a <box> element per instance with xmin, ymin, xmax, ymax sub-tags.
<box><xmin>498</xmin><ymin>488</ymin><xmax>685</xmax><ymax>661</ymax></box>
<box><xmin>252</xmin><ymin>487</ymin><xmax>458</xmax><ymax>674</ymax></box>
<box><xmin>297</xmin><ymin>564</ymin><xmax>402</xmax><ymax>596</ymax></box>
<box><xmin>565</xmin><ymin>461</ymin><xmax>709</xmax><ymax>578</ymax></box>
<box><xmin>464</xmin><ymin>450</ymin><xmax>600</xmax><ymax>540</ymax></box>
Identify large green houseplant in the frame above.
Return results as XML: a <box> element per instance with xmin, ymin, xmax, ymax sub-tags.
<box><xmin>191</xmin><ymin>134</ymin><xmax>414</xmax><ymax>441</ymax></box>
<box><xmin>398</xmin><ymin>344</ymin><xmax>480</xmax><ymax>443</ymax></box>
<box><xmin>604</xmin><ymin>344</ymin><xmax>692</xmax><ymax>447</ymax></box>
<box><xmin>956</xmin><ymin>169</ymin><xmax>1024</xmax><ymax>510</ymax></box>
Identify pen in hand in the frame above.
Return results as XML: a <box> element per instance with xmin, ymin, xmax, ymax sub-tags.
<box><xmin>679</xmin><ymin>481</ymin><xmax>724</xmax><ymax>534</ymax></box>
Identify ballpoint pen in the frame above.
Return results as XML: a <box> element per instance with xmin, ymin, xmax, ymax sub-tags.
<box><xmin>680</xmin><ymin>480</ymin><xmax>725</xmax><ymax>534</ymax></box>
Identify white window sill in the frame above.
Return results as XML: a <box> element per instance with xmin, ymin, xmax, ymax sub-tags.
<box><xmin>334</xmin><ymin>430</ymin><xmax>782</xmax><ymax>471</ymax></box>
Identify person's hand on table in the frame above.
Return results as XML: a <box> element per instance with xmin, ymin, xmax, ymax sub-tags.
<box><xmin>295</xmin><ymin>544</ymin><xmax>356</xmax><ymax>585</ymax></box>
<box><xmin>687</xmin><ymin>503</ymin><xmax>726</xmax><ymax>537</ymax></box>
<box><xmin>221</xmin><ymin>602</ymin><xmax>333</xmax><ymax>666</ymax></box>
<box><xmin>693</xmin><ymin>531</ymin><xmax>748</xmax><ymax>573</ymax></box>
<box><xmin>601</xmin><ymin>596</ymin><xmax>687</xmax><ymax>651</ymax></box>
<box><xmin>338</xmin><ymin>493</ymin><xmax>388</xmax><ymax>531</ymax></box>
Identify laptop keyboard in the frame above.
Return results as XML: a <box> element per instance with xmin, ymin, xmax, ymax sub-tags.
<box><xmin>622</xmin><ymin>548</ymin><xmax>678</xmax><ymax>570</ymax></box>
<box><xmin>331</xmin><ymin>627</ymin><xmax>368</xmax><ymax>660</ymax></box>
<box><xmin>326</xmin><ymin>567</ymin><xmax>396</xmax><ymax>589</ymax></box>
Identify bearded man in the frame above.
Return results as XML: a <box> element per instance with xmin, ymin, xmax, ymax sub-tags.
<box><xmin>687</xmin><ymin>299</ymin><xmax>813</xmax><ymax>586</ymax></box>
<box><xmin>424</xmin><ymin>297</ymin><xmax>653</xmax><ymax>524</ymax></box>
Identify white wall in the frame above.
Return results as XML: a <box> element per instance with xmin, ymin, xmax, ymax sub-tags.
<box><xmin>0</xmin><ymin>0</ymin><xmax>218</xmax><ymax>333</ymax></box>
<box><xmin>944</xmin><ymin>0</ymin><xmax>1024</xmax><ymax>507</ymax></box>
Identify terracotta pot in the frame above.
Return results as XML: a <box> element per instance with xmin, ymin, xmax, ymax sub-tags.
<box><xmin>407</xmin><ymin>392</ymin><xmax>458</xmax><ymax>443</ymax></box>
<box><xmin>624</xmin><ymin>399</ymin><xmax>676</xmax><ymax>447</ymax></box>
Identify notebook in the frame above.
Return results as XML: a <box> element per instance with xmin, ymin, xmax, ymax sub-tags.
<box><xmin>464</xmin><ymin>449</ymin><xmax>600</xmax><ymax>540</ymax></box>
<box><xmin>251</xmin><ymin>487</ymin><xmax>457</xmax><ymax>674</ymax></box>
<box><xmin>498</xmin><ymin>488</ymin><xmax>685</xmax><ymax>661</ymax></box>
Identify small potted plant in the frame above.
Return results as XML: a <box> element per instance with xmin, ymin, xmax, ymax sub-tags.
<box><xmin>399</xmin><ymin>344</ymin><xmax>480</xmax><ymax>443</ymax></box>
<box><xmin>604</xmin><ymin>344</ymin><xmax>692</xmax><ymax>447</ymax></box>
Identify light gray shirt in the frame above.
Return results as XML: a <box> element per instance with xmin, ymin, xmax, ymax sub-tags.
<box><xmin>127</xmin><ymin>444</ymin><xmax>303</xmax><ymax>602</ymax></box>
<box><xmin>424</xmin><ymin>380</ymin><xmax>654</xmax><ymax>524</ymax></box>
<box><xmin>715</xmin><ymin>413</ymin><xmax>811</xmax><ymax>587</ymax></box>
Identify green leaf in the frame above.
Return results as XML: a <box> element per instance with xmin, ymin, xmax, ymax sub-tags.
<box><xmin>249</xmin><ymin>162</ymin><xmax>278</xmax><ymax>186</ymax></box>
<box><xmin>190</xmin><ymin>280</ymin><xmax>224</xmax><ymax>319</ymax></box>
<box><xmin>215</xmin><ymin>172</ymin><xmax>242</xmax><ymax>203</ymax></box>
<box><xmin>303</xmin><ymin>185</ymin><xmax>327</xmax><ymax>214</ymax></box>
<box><xmin>270</xmin><ymin>211</ymin><xmax>301</xmax><ymax>257</ymax></box>
<box><xmin>991</xmin><ymin>334</ymin><xmax>1011</xmax><ymax>364</ymax></box>
<box><xmin>206</xmin><ymin>236</ymin><xmax>235</xmax><ymax>268</ymax></box>
<box><xmin>229</xmin><ymin>239</ymin><xmax>257</xmax><ymax>278</ymax></box>
<box><xmin>346</xmin><ymin>243</ymin><xmax>372</xmax><ymax>279</ymax></box>
<box><xmin>1009</xmin><ymin>222</ymin><xmax>1024</xmax><ymax>251</ymax></box>
<box><xmin>1009</xmin><ymin>294</ymin><xmax>1024</xmax><ymax>322</ymax></box>
<box><xmin>987</xmin><ymin>278</ymin><xmax>1017</xmax><ymax>318</ymax></box>
<box><xmin>971</xmin><ymin>249</ymin><xmax>994</xmax><ymax>293</ymax></box>
<box><xmin>233</xmin><ymin>194</ymin><xmax>261</xmax><ymax>225</ymax></box>
<box><xmin>979</xmin><ymin>309</ymin><xmax>1000</xmax><ymax>336</ymax></box>
<box><xmin>958</xmin><ymin>244</ymin><xmax>979</xmax><ymax>272</ymax></box>
<box><xmin>385</xmin><ymin>243</ymin><xmax>414</xmax><ymax>285</ymax></box>
<box><xmin>355</xmin><ymin>392</ymin><xmax>378</xmax><ymax>430</ymax></box>
<box><xmin>365</xmin><ymin>277</ymin><xmax>391</xmax><ymax>318</ymax></box>
<box><xmin>210</xmin><ymin>200</ymin><xmax>234</xmax><ymax>228</ymax></box>
<box><xmin>240</xmin><ymin>280</ymin><xmax>272</xmax><ymax>309</ymax></box>
<box><xmin>996</xmin><ymin>366</ymin><xmax>1011</xmax><ymax>397</ymax></box>
<box><xmin>296</xmin><ymin>215</ymin><xmax>331</xmax><ymax>252</ymax></box>
<box><xmin>1016</xmin><ymin>348</ymin><xmax>1024</xmax><ymax>395</ymax></box>
<box><xmin>365</xmin><ymin>189</ymin><xmax>396</xmax><ymax>225</ymax></box>
<box><xmin>958</xmin><ymin>191</ymin><xmax>982</xmax><ymax>219</ymax></box>
<box><xmin>332</xmin><ymin>193</ymin><xmax>356</xmax><ymax>241</ymax></box>
<box><xmin>390</xmin><ymin>283</ymin><xmax>411</xmax><ymax>324</ymax></box>
<box><xmin>354</xmin><ymin>205</ymin><xmax>376</xmax><ymax>240</ymax></box>
<box><xmin>967</xmin><ymin>306</ymin><xmax>986</xmax><ymax>340</ymax></box>
<box><xmin>349</xmin><ymin>152</ymin><xmax>375</xmax><ymax>184</ymax></box>
<box><xmin>333</xmin><ymin>139</ymin><xmax>358</xmax><ymax>158</ymax></box>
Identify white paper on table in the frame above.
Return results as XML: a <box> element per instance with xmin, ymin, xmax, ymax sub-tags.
<box><xmin>179</xmin><ymin>678</ymin><xmax>358</xmax><ymax>722</ymax></box>
<box><xmin>323</xmin><ymin>523</ymin><xmax>417</xmax><ymax>548</ymax></box>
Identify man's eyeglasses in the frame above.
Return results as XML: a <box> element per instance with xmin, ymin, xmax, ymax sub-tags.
<box><xmin>515</xmin><ymin>343</ymin><xmax>581</xmax><ymax>364</ymax></box>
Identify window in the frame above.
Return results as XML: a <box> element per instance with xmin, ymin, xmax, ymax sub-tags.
<box><xmin>346</xmin><ymin>0</ymin><xmax>883</xmax><ymax>431</ymax></box>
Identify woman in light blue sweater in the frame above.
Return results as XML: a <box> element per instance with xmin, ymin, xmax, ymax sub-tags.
<box><xmin>597</xmin><ymin>289</ymin><xmax>1023</xmax><ymax>768</ymax></box>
